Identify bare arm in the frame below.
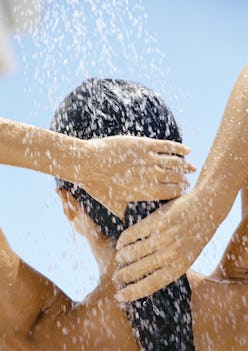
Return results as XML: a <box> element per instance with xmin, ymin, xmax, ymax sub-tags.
<box><xmin>114</xmin><ymin>64</ymin><xmax>248</xmax><ymax>302</ymax></box>
<box><xmin>193</xmin><ymin>64</ymin><xmax>248</xmax><ymax>220</ymax></box>
<box><xmin>1</xmin><ymin>118</ymin><xmax>194</xmax><ymax>218</ymax></box>
<box><xmin>0</xmin><ymin>117</ymin><xmax>92</xmax><ymax>181</ymax></box>
<box><xmin>0</xmin><ymin>228</ymin><xmax>56</xmax><ymax>348</ymax></box>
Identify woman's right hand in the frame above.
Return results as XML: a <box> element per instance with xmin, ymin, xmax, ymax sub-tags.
<box><xmin>83</xmin><ymin>135</ymin><xmax>196</xmax><ymax>218</ymax></box>
<box><xmin>0</xmin><ymin>117</ymin><xmax>195</xmax><ymax>218</ymax></box>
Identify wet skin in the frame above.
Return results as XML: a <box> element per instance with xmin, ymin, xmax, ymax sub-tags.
<box><xmin>0</xmin><ymin>185</ymin><xmax>248</xmax><ymax>351</ymax></box>
<box><xmin>114</xmin><ymin>64</ymin><xmax>248</xmax><ymax>302</ymax></box>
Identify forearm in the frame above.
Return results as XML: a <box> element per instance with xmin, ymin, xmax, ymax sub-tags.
<box><xmin>0</xmin><ymin>117</ymin><xmax>93</xmax><ymax>186</ymax></box>
<box><xmin>195</xmin><ymin>65</ymin><xmax>248</xmax><ymax>221</ymax></box>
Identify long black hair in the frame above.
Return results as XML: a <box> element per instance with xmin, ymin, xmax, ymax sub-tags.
<box><xmin>50</xmin><ymin>79</ymin><xmax>195</xmax><ymax>351</ymax></box>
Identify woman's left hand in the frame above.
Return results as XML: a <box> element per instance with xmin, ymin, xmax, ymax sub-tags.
<box><xmin>113</xmin><ymin>187</ymin><xmax>222</xmax><ymax>303</ymax></box>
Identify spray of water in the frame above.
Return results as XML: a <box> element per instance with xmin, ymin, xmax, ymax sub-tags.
<box><xmin>13</xmin><ymin>0</ymin><xmax>169</xmax><ymax>112</ymax></box>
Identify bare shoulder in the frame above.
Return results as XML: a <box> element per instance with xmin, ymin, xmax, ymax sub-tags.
<box><xmin>0</xmin><ymin>227</ymin><xmax>58</xmax><ymax>349</ymax></box>
<box><xmin>0</xmin><ymin>227</ymin><xmax>20</xmax><ymax>292</ymax></box>
<box><xmin>187</xmin><ymin>267</ymin><xmax>248</xmax><ymax>291</ymax></box>
<box><xmin>188</xmin><ymin>269</ymin><xmax>248</xmax><ymax>351</ymax></box>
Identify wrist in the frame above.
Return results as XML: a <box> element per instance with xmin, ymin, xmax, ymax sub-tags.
<box><xmin>60</xmin><ymin>135</ymin><xmax>96</xmax><ymax>187</ymax></box>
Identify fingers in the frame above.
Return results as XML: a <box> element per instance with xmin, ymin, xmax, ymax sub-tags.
<box><xmin>148</xmin><ymin>153</ymin><xmax>196</xmax><ymax>173</ymax></box>
<box><xmin>111</xmin><ymin>165</ymin><xmax>190</xmax><ymax>186</ymax></box>
<box><xmin>114</xmin><ymin>245</ymin><xmax>175</xmax><ymax>285</ymax></box>
<box><xmin>116</xmin><ymin>208</ymin><xmax>160</xmax><ymax>249</ymax></box>
<box><xmin>154</xmin><ymin>166</ymin><xmax>190</xmax><ymax>185</ymax></box>
<box><xmin>106</xmin><ymin>135</ymin><xmax>192</xmax><ymax>157</ymax></box>
<box><xmin>111</xmin><ymin>166</ymin><xmax>189</xmax><ymax>202</ymax></box>
<box><xmin>114</xmin><ymin>266</ymin><xmax>176</xmax><ymax>302</ymax></box>
<box><xmin>150</xmin><ymin>139</ymin><xmax>192</xmax><ymax>157</ymax></box>
<box><xmin>116</xmin><ymin>230</ymin><xmax>172</xmax><ymax>265</ymax></box>
<box><xmin>116</xmin><ymin>201</ymin><xmax>175</xmax><ymax>249</ymax></box>
<box><xmin>154</xmin><ymin>182</ymin><xmax>187</xmax><ymax>200</ymax></box>
<box><xmin>185</xmin><ymin>162</ymin><xmax>196</xmax><ymax>173</ymax></box>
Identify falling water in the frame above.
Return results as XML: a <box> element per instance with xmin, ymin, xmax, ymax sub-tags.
<box><xmin>2</xmin><ymin>1</ymin><xmax>247</xmax><ymax>350</ymax></box>
<box><xmin>13</xmin><ymin>0</ymin><xmax>169</xmax><ymax>112</ymax></box>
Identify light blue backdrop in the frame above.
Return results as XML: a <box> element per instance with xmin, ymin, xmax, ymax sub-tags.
<box><xmin>0</xmin><ymin>0</ymin><xmax>247</xmax><ymax>301</ymax></box>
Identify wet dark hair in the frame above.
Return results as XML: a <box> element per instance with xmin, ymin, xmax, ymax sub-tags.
<box><xmin>50</xmin><ymin>79</ymin><xmax>195</xmax><ymax>351</ymax></box>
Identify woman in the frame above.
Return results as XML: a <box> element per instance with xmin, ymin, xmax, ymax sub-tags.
<box><xmin>0</xmin><ymin>78</ymin><xmax>195</xmax><ymax>350</ymax></box>
<box><xmin>1</xmin><ymin>74</ymin><xmax>247</xmax><ymax>350</ymax></box>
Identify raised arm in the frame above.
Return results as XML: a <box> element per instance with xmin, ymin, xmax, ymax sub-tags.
<box><xmin>1</xmin><ymin>117</ymin><xmax>194</xmax><ymax>218</ymax></box>
<box><xmin>193</xmin><ymin>63</ymin><xmax>248</xmax><ymax>217</ymax></box>
<box><xmin>114</xmin><ymin>64</ymin><xmax>248</xmax><ymax>302</ymax></box>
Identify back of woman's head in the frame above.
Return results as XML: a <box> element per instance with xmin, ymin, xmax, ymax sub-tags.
<box><xmin>50</xmin><ymin>78</ymin><xmax>182</xmax><ymax>239</ymax></box>
<box><xmin>50</xmin><ymin>79</ymin><xmax>195</xmax><ymax>351</ymax></box>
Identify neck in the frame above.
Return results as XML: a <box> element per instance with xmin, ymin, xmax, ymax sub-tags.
<box><xmin>72</xmin><ymin>212</ymin><xmax>117</xmax><ymax>278</ymax></box>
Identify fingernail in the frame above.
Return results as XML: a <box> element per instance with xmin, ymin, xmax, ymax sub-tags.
<box><xmin>115</xmin><ymin>293</ymin><xmax>125</xmax><ymax>303</ymax></box>
<box><xmin>185</xmin><ymin>146</ymin><xmax>192</xmax><ymax>154</ymax></box>
<box><xmin>191</xmin><ymin>164</ymin><xmax>197</xmax><ymax>171</ymax></box>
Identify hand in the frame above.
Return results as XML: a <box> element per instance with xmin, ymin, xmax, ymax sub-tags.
<box><xmin>113</xmin><ymin>186</ymin><xmax>223</xmax><ymax>302</ymax></box>
<box><xmin>84</xmin><ymin>136</ymin><xmax>195</xmax><ymax>218</ymax></box>
<box><xmin>113</xmin><ymin>64</ymin><xmax>248</xmax><ymax>300</ymax></box>
<box><xmin>0</xmin><ymin>118</ymin><xmax>195</xmax><ymax>219</ymax></box>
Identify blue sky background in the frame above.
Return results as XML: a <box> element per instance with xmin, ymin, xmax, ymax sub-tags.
<box><xmin>0</xmin><ymin>0</ymin><xmax>247</xmax><ymax>301</ymax></box>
